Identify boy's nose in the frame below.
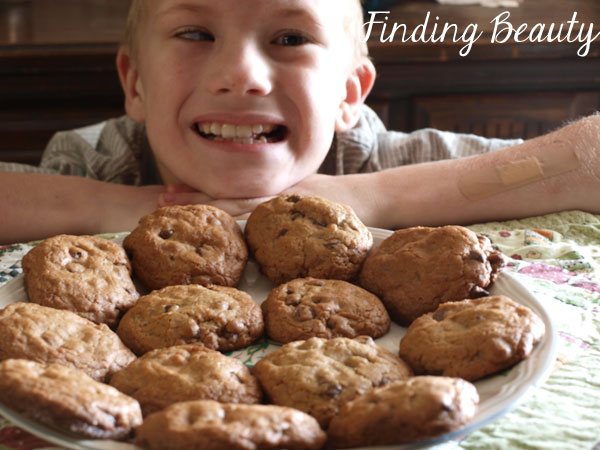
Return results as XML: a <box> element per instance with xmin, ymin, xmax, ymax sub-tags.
<box><xmin>206</xmin><ymin>42</ymin><xmax>272</xmax><ymax>97</ymax></box>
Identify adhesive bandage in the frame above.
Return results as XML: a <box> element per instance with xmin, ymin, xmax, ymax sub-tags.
<box><xmin>458</xmin><ymin>142</ymin><xmax>580</xmax><ymax>200</ymax></box>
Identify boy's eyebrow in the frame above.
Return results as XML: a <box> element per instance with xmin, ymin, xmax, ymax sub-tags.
<box><xmin>273</xmin><ymin>7</ymin><xmax>325</xmax><ymax>29</ymax></box>
<box><xmin>153</xmin><ymin>2</ymin><xmax>325</xmax><ymax>33</ymax></box>
<box><xmin>155</xmin><ymin>2</ymin><xmax>322</xmax><ymax>24</ymax></box>
<box><xmin>155</xmin><ymin>2</ymin><xmax>212</xmax><ymax>19</ymax></box>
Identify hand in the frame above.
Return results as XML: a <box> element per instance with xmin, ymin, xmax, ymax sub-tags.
<box><xmin>100</xmin><ymin>184</ymin><xmax>168</xmax><ymax>232</ymax></box>
<box><xmin>158</xmin><ymin>174</ymin><xmax>386</xmax><ymax>227</ymax></box>
<box><xmin>158</xmin><ymin>184</ymin><xmax>273</xmax><ymax>220</ymax></box>
<box><xmin>282</xmin><ymin>173</ymin><xmax>386</xmax><ymax>227</ymax></box>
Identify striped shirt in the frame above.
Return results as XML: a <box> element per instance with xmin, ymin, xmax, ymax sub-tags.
<box><xmin>0</xmin><ymin>106</ymin><xmax>521</xmax><ymax>182</ymax></box>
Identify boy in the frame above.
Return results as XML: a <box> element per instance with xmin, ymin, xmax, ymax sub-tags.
<box><xmin>1</xmin><ymin>0</ymin><xmax>599</xmax><ymax>244</ymax></box>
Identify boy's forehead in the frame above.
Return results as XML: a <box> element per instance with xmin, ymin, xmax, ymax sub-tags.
<box><xmin>146</xmin><ymin>0</ymin><xmax>358</xmax><ymax>23</ymax></box>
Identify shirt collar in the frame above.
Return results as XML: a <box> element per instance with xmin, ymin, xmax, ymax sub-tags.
<box><xmin>319</xmin><ymin>105</ymin><xmax>387</xmax><ymax>175</ymax></box>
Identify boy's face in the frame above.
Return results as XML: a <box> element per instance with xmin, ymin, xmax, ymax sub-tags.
<box><xmin>123</xmin><ymin>0</ymin><xmax>368</xmax><ymax>198</ymax></box>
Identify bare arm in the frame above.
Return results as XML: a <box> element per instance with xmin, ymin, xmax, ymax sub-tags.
<box><xmin>288</xmin><ymin>114</ymin><xmax>600</xmax><ymax>228</ymax></box>
<box><xmin>157</xmin><ymin>115</ymin><xmax>600</xmax><ymax>228</ymax></box>
<box><xmin>1</xmin><ymin>173</ymin><xmax>165</xmax><ymax>244</ymax></box>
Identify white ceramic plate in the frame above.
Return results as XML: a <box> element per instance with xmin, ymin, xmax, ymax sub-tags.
<box><xmin>0</xmin><ymin>227</ymin><xmax>557</xmax><ymax>450</ymax></box>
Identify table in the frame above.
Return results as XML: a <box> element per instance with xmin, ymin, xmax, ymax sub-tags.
<box><xmin>0</xmin><ymin>210</ymin><xmax>599</xmax><ymax>449</ymax></box>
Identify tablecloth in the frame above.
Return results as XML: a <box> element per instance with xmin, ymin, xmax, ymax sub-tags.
<box><xmin>0</xmin><ymin>210</ymin><xmax>599</xmax><ymax>450</ymax></box>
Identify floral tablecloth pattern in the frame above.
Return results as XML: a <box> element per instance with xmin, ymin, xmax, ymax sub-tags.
<box><xmin>0</xmin><ymin>211</ymin><xmax>599</xmax><ymax>450</ymax></box>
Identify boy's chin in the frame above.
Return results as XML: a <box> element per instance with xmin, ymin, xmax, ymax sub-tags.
<box><xmin>206</xmin><ymin>180</ymin><xmax>288</xmax><ymax>200</ymax></box>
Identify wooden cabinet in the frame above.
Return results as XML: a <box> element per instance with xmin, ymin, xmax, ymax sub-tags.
<box><xmin>410</xmin><ymin>92</ymin><xmax>600</xmax><ymax>139</ymax></box>
<box><xmin>1</xmin><ymin>0</ymin><xmax>599</xmax><ymax>165</ymax></box>
<box><xmin>366</xmin><ymin>0</ymin><xmax>600</xmax><ymax>137</ymax></box>
<box><xmin>0</xmin><ymin>0</ymin><xmax>128</xmax><ymax>165</ymax></box>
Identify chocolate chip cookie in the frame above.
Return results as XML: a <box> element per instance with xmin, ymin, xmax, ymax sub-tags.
<box><xmin>327</xmin><ymin>376</ymin><xmax>479</xmax><ymax>448</ymax></box>
<box><xmin>245</xmin><ymin>194</ymin><xmax>373</xmax><ymax>284</ymax></box>
<box><xmin>136</xmin><ymin>400</ymin><xmax>326</xmax><ymax>450</ymax></box>
<box><xmin>0</xmin><ymin>359</ymin><xmax>142</xmax><ymax>440</ymax></box>
<box><xmin>359</xmin><ymin>225</ymin><xmax>506</xmax><ymax>325</ymax></box>
<box><xmin>261</xmin><ymin>277</ymin><xmax>390</xmax><ymax>343</ymax></box>
<box><xmin>110</xmin><ymin>344</ymin><xmax>262</xmax><ymax>416</ymax></box>
<box><xmin>22</xmin><ymin>234</ymin><xmax>138</xmax><ymax>327</ymax></box>
<box><xmin>0</xmin><ymin>302</ymin><xmax>135</xmax><ymax>382</ymax></box>
<box><xmin>399</xmin><ymin>295</ymin><xmax>545</xmax><ymax>381</ymax></box>
<box><xmin>252</xmin><ymin>336</ymin><xmax>413</xmax><ymax>428</ymax></box>
<box><xmin>116</xmin><ymin>284</ymin><xmax>264</xmax><ymax>355</ymax></box>
<box><xmin>123</xmin><ymin>205</ymin><xmax>248</xmax><ymax>290</ymax></box>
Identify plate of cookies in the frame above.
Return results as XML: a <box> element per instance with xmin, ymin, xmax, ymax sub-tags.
<box><xmin>0</xmin><ymin>194</ymin><xmax>557</xmax><ymax>450</ymax></box>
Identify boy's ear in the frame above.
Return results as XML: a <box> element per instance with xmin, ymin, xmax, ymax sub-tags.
<box><xmin>335</xmin><ymin>58</ymin><xmax>376</xmax><ymax>132</ymax></box>
<box><xmin>116</xmin><ymin>47</ymin><xmax>146</xmax><ymax>122</ymax></box>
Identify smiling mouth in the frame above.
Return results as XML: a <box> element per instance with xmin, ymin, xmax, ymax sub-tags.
<box><xmin>195</xmin><ymin>122</ymin><xmax>287</xmax><ymax>144</ymax></box>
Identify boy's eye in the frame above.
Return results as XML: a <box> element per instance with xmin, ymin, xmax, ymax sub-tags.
<box><xmin>175</xmin><ymin>29</ymin><xmax>215</xmax><ymax>42</ymax></box>
<box><xmin>274</xmin><ymin>33</ymin><xmax>309</xmax><ymax>46</ymax></box>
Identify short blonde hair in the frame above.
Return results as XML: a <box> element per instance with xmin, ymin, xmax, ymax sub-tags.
<box><xmin>348</xmin><ymin>0</ymin><xmax>370</xmax><ymax>66</ymax></box>
<box><xmin>123</xmin><ymin>0</ymin><xmax>368</xmax><ymax>65</ymax></box>
<box><xmin>123</xmin><ymin>0</ymin><xmax>144</xmax><ymax>59</ymax></box>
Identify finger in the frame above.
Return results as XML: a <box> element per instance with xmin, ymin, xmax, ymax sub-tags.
<box><xmin>208</xmin><ymin>196</ymin><xmax>273</xmax><ymax>217</ymax></box>
<box><xmin>235</xmin><ymin>212</ymin><xmax>251</xmax><ymax>221</ymax></box>
<box><xmin>159</xmin><ymin>191</ymin><xmax>214</xmax><ymax>207</ymax></box>
<box><xmin>166</xmin><ymin>183</ymin><xmax>197</xmax><ymax>194</ymax></box>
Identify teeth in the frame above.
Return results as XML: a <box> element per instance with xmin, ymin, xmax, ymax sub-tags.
<box><xmin>198</xmin><ymin>122</ymin><xmax>279</xmax><ymax>141</ymax></box>
<box><xmin>237</xmin><ymin>125</ymin><xmax>253</xmax><ymax>138</ymax></box>
<box><xmin>221</xmin><ymin>124</ymin><xmax>236</xmax><ymax>139</ymax></box>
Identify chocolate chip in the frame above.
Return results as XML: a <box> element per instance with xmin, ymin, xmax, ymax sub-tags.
<box><xmin>206</xmin><ymin>216</ymin><xmax>222</xmax><ymax>226</ymax></box>
<box><xmin>312</xmin><ymin>295</ymin><xmax>329</xmax><ymax>304</ymax></box>
<box><xmin>294</xmin><ymin>305</ymin><xmax>315</xmax><ymax>321</ymax></box>
<box><xmin>466</xmin><ymin>250</ymin><xmax>485</xmax><ymax>263</ymax></box>
<box><xmin>291</xmin><ymin>211</ymin><xmax>305</xmax><ymax>221</ymax></box>
<box><xmin>376</xmin><ymin>376</ymin><xmax>390</xmax><ymax>387</ymax></box>
<box><xmin>324</xmin><ymin>241</ymin><xmax>342</xmax><ymax>249</ymax></box>
<box><xmin>432</xmin><ymin>310</ymin><xmax>446</xmax><ymax>321</ymax></box>
<box><xmin>285</xmin><ymin>294</ymin><xmax>301</xmax><ymax>306</ymax></box>
<box><xmin>159</xmin><ymin>229</ymin><xmax>174</xmax><ymax>239</ymax></box>
<box><xmin>489</xmin><ymin>252</ymin><xmax>507</xmax><ymax>267</ymax></box>
<box><xmin>309</xmin><ymin>217</ymin><xmax>327</xmax><ymax>227</ymax></box>
<box><xmin>469</xmin><ymin>285</ymin><xmax>489</xmax><ymax>298</ymax></box>
<box><xmin>324</xmin><ymin>383</ymin><xmax>342</xmax><ymax>397</ymax></box>
<box><xmin>327</xmin><ymin>315</ymin><xmax>348</xmax><ymax>331</ymax></box>
<box><xmin>230</xmin><ymin>372</ymin><xmax>242</xmax><ymax>383</ymax></box>
<box><xmin>277</xmin><ymin>229</ymin><xmax>288</xmax><ymax>238</ymax></box>
<box><xmin>287</xmin><ymin>195</ymin><xmax>302</xmax><ymax>203</ymax></box>
<box><xmin>225</xmin><ymin>319</ymin><xmax>244</xmax><ymax>333</ymax></box>
<box><xmin>221</xmin><ymin>332</ymin><xmax>239</xmax><ymax>341</ymax></box>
